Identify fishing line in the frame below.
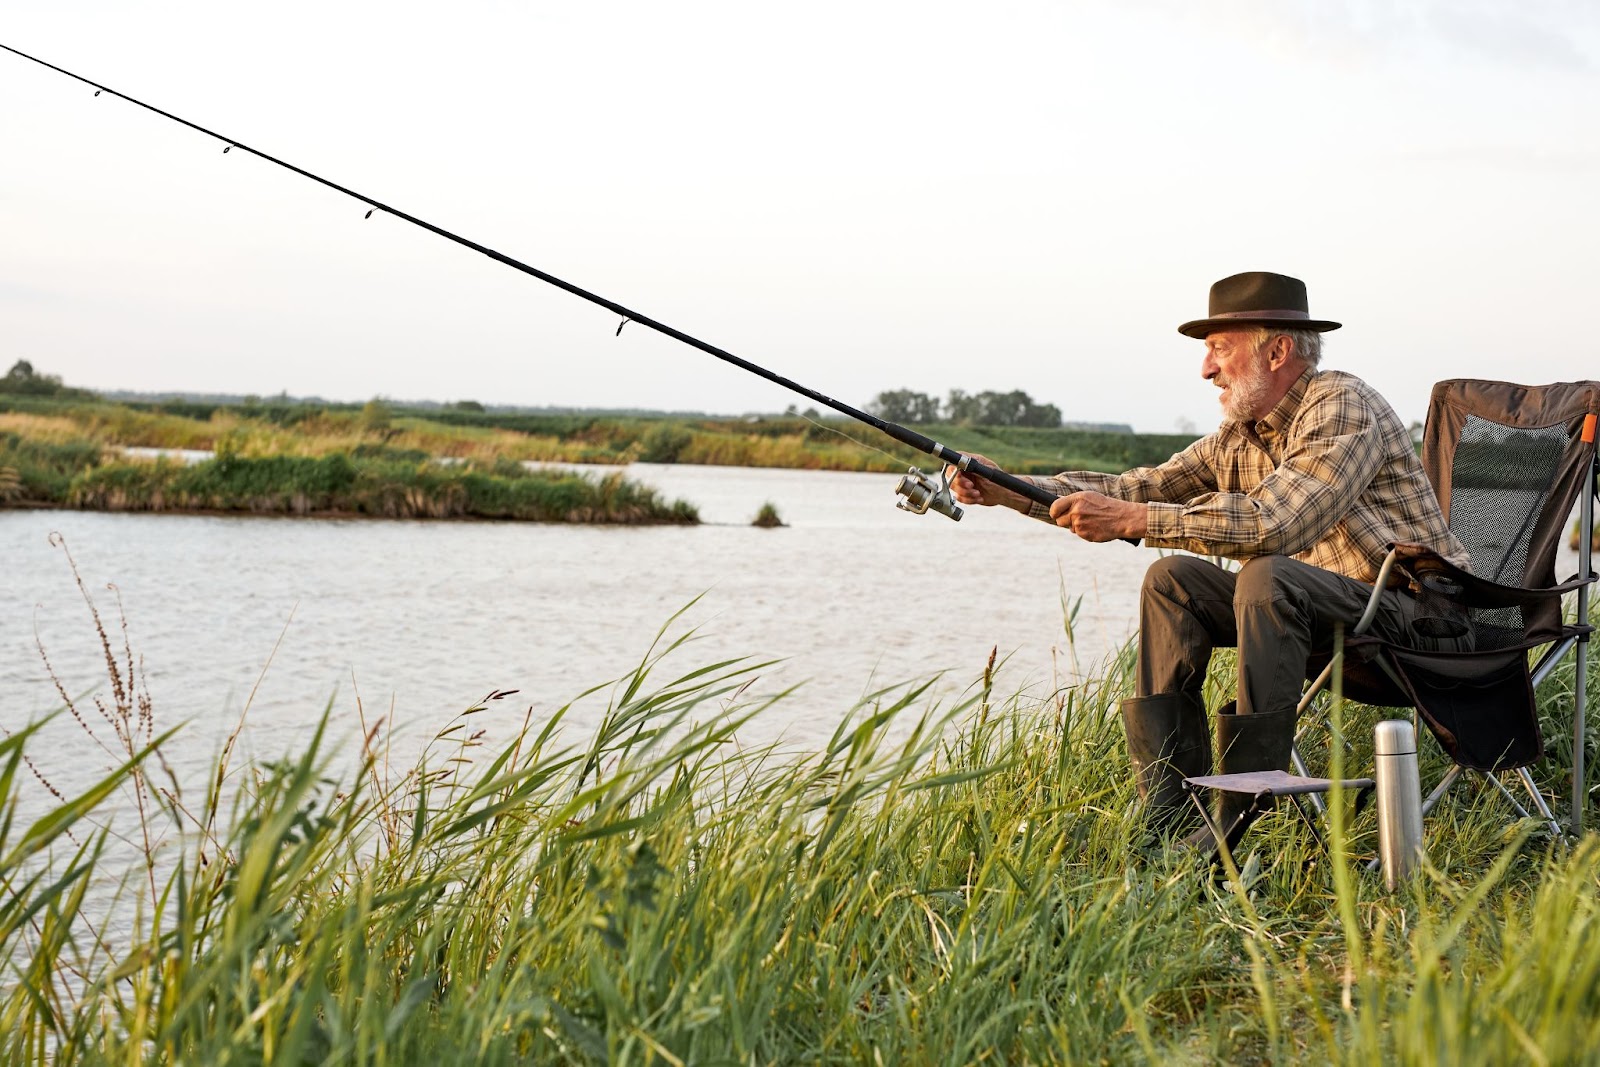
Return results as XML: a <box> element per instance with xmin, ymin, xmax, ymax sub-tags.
<box><xmin>0</xmin><ymin>41</ymin><xmax>1123</xmax><ymax>533</ymax></box>
<box><xmin>793</xmin><ymin>412</ymin><xmax>908</xmax><ymax>467</ymax></box>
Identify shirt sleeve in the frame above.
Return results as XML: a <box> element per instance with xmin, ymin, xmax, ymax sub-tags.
<box><xmin>1142</xmin><ymin>388</ymin><xmax>1385</xmax><ymax>557</ymax></box>
<box><xmin>1022</xmin><ymin>437</ymin><xmax>1220</xmax><ymax>522</ymax></box>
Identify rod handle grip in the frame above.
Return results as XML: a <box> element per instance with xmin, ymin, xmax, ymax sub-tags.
<box><xmin>961</xmin><ymin>457</ymin><xmax>1141</xmax><ymax>547</ymax></box>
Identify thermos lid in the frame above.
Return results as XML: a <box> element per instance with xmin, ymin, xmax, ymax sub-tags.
<box><xmin>1374</xmin><ymin>719</ymin><xmax>1417</xmax><ymax>756</ymax></box>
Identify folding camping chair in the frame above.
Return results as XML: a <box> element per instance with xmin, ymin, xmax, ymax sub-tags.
<box><xmin>1186</xmin><ymin>378</ymin><xmax>1599</xmax><ymax>854</ymax></box>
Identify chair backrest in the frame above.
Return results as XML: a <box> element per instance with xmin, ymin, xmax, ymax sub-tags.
<box><xmin>1421</xmin><ymin>379</ymin><xmax>1600</xmax><ymax>646</ymax></box>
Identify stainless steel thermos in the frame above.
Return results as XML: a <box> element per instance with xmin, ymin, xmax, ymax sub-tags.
<box><xmin>1375</xmin><ymin>719</ymin><xmax>1425</xmax><ymax>889</ymax></box>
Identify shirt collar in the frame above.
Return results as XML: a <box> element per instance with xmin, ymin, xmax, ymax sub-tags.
<box><xmin>1256</xmin><ymin>365</ymin><xmax>1317</xmax><ymax>436</ymax></box>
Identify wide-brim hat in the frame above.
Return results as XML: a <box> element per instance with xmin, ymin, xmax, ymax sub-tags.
<box><xmin>1177</xmin><ymin>271</ymin><xmax>1341</xmax><ymax>339</ymax></box>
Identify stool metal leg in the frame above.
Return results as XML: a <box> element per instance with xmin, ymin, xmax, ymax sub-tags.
<box><xmin>1291</xmin><ymin>745</ymin><xmax>1327</xmax><ymax>815</ymax></box>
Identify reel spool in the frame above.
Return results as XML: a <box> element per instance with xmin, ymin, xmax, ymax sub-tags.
<box><xmin>894</xmin><ymin>466</ymin><xmax>963</xmax><ymax>521</ymax></box>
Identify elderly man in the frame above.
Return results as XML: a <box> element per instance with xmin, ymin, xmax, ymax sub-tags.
<box><xmin>950</xmin><ymin>272</ymin><xmax>1467</xmax><ymax>847</ymax></box>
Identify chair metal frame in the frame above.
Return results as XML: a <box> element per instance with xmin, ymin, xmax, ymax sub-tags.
<box><xmin>1194</xmin><ymin>381</ymin><xmax>1598</xmax><ymax>853</ymax></box>
<box><xmin>1290</xmin><ymin>433</ymin><xmax>1595</xmax><ymax>838</ymax></box>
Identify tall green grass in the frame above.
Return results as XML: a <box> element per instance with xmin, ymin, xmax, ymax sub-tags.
<box><xmin>4</xmin><ymin>589</ymin><xmax>1598</xmax><ymax>1063</ymax></box>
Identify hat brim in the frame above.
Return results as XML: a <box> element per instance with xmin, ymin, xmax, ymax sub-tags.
<box><xmin>1178</xmin><ymin>315</ymin><xmax>1342</xmax><ymax>339</ymax></box>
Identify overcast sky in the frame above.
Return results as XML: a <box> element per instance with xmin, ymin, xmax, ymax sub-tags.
<box><xmin>2</xmin><ymin>1</ymin><xmax>1596</xmax><ymax>432</ymax></box>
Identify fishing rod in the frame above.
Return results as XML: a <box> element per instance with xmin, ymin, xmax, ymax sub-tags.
<box><xmin>2</xmin><ymin>41</ymin><xmax>1094</xmax><ymax>528</ymax></box>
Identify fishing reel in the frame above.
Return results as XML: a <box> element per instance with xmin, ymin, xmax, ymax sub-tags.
<box><xmin>894</xmin><ymin>466</ymin><xmax>964</xmax><ymax>521</ymax></box>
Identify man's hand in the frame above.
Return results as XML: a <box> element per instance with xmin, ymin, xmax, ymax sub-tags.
<box><xmin>946</xmin><ymin>453</ymin><xmax>1030</xmax><ymax>513</ymax></box>
<box><xmin>1049</xmin><ymin>491</ymin><xmax>1148</xmax><ymax>542</ymax></box>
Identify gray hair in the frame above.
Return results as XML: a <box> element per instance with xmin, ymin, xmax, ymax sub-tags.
<box><xmin>1243</xmin><ymin>326</ymin><xmax>1324</xmax><ymax>369</ymax></box>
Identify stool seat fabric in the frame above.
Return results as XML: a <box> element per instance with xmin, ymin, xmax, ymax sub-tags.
<box><xmin>1184</xmin><ymin>770</ymin><xmax>1374</xmax><ymax>798</ymax></box>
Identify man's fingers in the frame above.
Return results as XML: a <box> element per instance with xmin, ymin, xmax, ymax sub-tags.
<box><xmin>950</xmin><ymin>458</ymin><xmax>993</xmax><ymax>502</ymax></box>
<box><xmin>948</xmin><ymin>470</ymin><xmax>982</xmax><ymax>505</ymax></box>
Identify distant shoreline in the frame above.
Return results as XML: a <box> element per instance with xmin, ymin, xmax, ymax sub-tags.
<box><xmin>1</xmin><ymin>392</ymin><xmax>1203</xmax><ymax>525</ymax></box>
<box><xmin>0</xmin><ymin>499</ymin><xmax>694</xmax><ymax>525</ymax></box>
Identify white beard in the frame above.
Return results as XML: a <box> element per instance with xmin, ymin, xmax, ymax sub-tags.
<box><xmin>1219</xmin><ymin>355</ymin><xmax>1271</xmax><ymax>424</ymax></box>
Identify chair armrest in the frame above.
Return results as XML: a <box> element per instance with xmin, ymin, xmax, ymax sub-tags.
<box><xmin>1351</xmin><ymin>545</ymin><xmax>1403</xmax><ymax>636</ymax></box>
<box><xmin>1388</xmin><ymin>541</ymin><xmax>1596</xmax><ymax>609</ymax></box>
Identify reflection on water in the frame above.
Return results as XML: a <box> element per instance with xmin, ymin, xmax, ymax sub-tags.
<box><xmin>1</xmin><ymin>465</ymin><xmax>1148</xmax><ymax>811</ymax></box>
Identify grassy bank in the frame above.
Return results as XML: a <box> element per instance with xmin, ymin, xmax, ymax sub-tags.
<box><xmin>0</xmin><ymin>395</ymin><xmax>1199</xmax><ymax>476</ymax></box>
<box><xmin>1</xmin><ymin>393</ymin><xmax>1199</xmax><ymax>524</ymax></box>
<box><xmin>4</xmin><ymin>591</ymin><xmax>1598</xmax><ymax>1064</ymax></box>
<box><xmin>0</xmin><ymin>430</ymin><xmax>697</xmax><ymax>524</ymax></box>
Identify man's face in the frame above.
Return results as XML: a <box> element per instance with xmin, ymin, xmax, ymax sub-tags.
<box><xmin>1200</xmin><ymin>330</ymin><xmax>1272</xmax><ymax>423</ymax></box>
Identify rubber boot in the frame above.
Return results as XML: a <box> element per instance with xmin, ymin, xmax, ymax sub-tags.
<box><xmin>1121</xmin><ymin>692</ymin><xmax>1212</xmax><ymax>840</ymax></box>
<box><xmin>1179</xmin><ymin>702</ymin><xmax>1295</xmax><ymax>857</ymax></box>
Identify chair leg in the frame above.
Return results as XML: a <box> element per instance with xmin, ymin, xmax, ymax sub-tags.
<box><xmin>1575</xmin><ymin>630</ymin><xmax>1589</xmax><ymax>836</ymax></box>
<box><xmin>1574</xmin><ymin>456</ymin><xmax>1593</xmax><ymax>835</ymax></box>
<box><xmin>1361</xmin><ymin>766</ymin><xmax>1466</xmax><ymax>877</ymax></box>
<box><xmin>1296</xmin><ymin>662</ymin><xmax>1336</xmax><ymax>717</ymax></box>
<box><xmin>1477</xmin><ymin>770</ymin><xmax>1530</xmax><ymax>817</ymax></box>
<box><xmin>1420</xmin><ymin>764</ymin><xmax>1464</xmax><ymax>819</ymax></box>
<box><xmin>1364</xmin><ymin>764</ymin><xmax>1561</xmax><ymax>874</ymax></box>
<box><xmin>1515</xmin><ymin>767</ymin><xmax>1564</xmax><ymax>838</ymax></box>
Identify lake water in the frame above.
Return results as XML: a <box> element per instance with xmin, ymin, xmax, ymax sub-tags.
<box><xmin>2</xmin><ymin>460</ymin><xmax>1589</xmax><ymax>854</ymax></box>
<box><xmin>2</xmin><ymin>463</ymin><xmax>1155</xmax><ymax>810</ymax></box>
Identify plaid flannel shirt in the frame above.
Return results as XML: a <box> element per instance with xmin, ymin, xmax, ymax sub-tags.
<box><xmin>1026</xmin><ymin>368</ymin><xmax>1467</xmax><ymax>582</ymax></box>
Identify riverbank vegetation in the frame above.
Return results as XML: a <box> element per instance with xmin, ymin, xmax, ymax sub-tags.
<box><xmin>5</xmin><ymin>582</ymin><xmax>1598</xmax><ymax>1063</ymax></box>
<box><xmin>0</xmin><ymin>383</ymin><xmax>1196</xmax><ymax>521</ymax></box>
<box><xmin>1</xmin><ymin>360</ymin><xmax>1215</xmax><ymax>528</ymax></box>
<box><xmin>0</xmin><ymin>386</ymin><xmax>1198</xmax><ymax>479</ymax></box>
<box><xmin>0</xmin><ymin>422</ymin><xmax>697</xmax><ymax>523</ymax></box>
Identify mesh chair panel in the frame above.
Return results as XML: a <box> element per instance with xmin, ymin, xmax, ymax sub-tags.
<box><xmin>1446</xmin><ymin>415</ymin><xmax>1570</xmax><ymax>648</ymax></box>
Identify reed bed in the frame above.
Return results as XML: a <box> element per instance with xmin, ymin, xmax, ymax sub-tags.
<box><xmin>4</xmin><ymin>575</ymin><xmax>1599</xmax><ymax>1065</ymax></box>
<box><xmin>1</xmin><ymin>427</ymin><xmax>698</xmax><ymax>524</ymax></box>
<box><xmin>0</xmin><ymin>432</ymin><xmax>107</xmax><ymax>500</ymax></box>
<box><xmin>64</xmin><ymin>454</ymin><xmax>699</xmax><ymax>524</ymax></box>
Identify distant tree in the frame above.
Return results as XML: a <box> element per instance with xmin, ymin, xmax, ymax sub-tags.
<box><xmin>868</xmin><ymin>389</ymin><xmax>941</xmax><ymax>423</ymax></box>
<box><xmin>980</xmin><ymin>390</ymin><xmax>1026</xmax><ymax>426</ymax></box>
<box><xmin>944</xmin><ymin>388</ymin><xmax>1060</xmax><ymax>427</ymax></box>
<box><xmin>0</xmin><ymin>360</ymin><xmax>94</xmax><ymax>399</ymax></box>
<box><xmin>452</xmin><ymin>399</ymin><xmax>486</xmax><ymax>413</ymax></box>
<box><xmin>944</xmin><ymin>389</ymin><xmax>977</xmax><ymax>424</ymax></box>
<box><xmin>1022</xmin><ymin>400</ymin><xmax>1062</xmax><ymax>428</ymax></box>
<box><xmin>360</xmin><ymin>397</ymin><xmax>394</xmax><ymax>433</ymax></box>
